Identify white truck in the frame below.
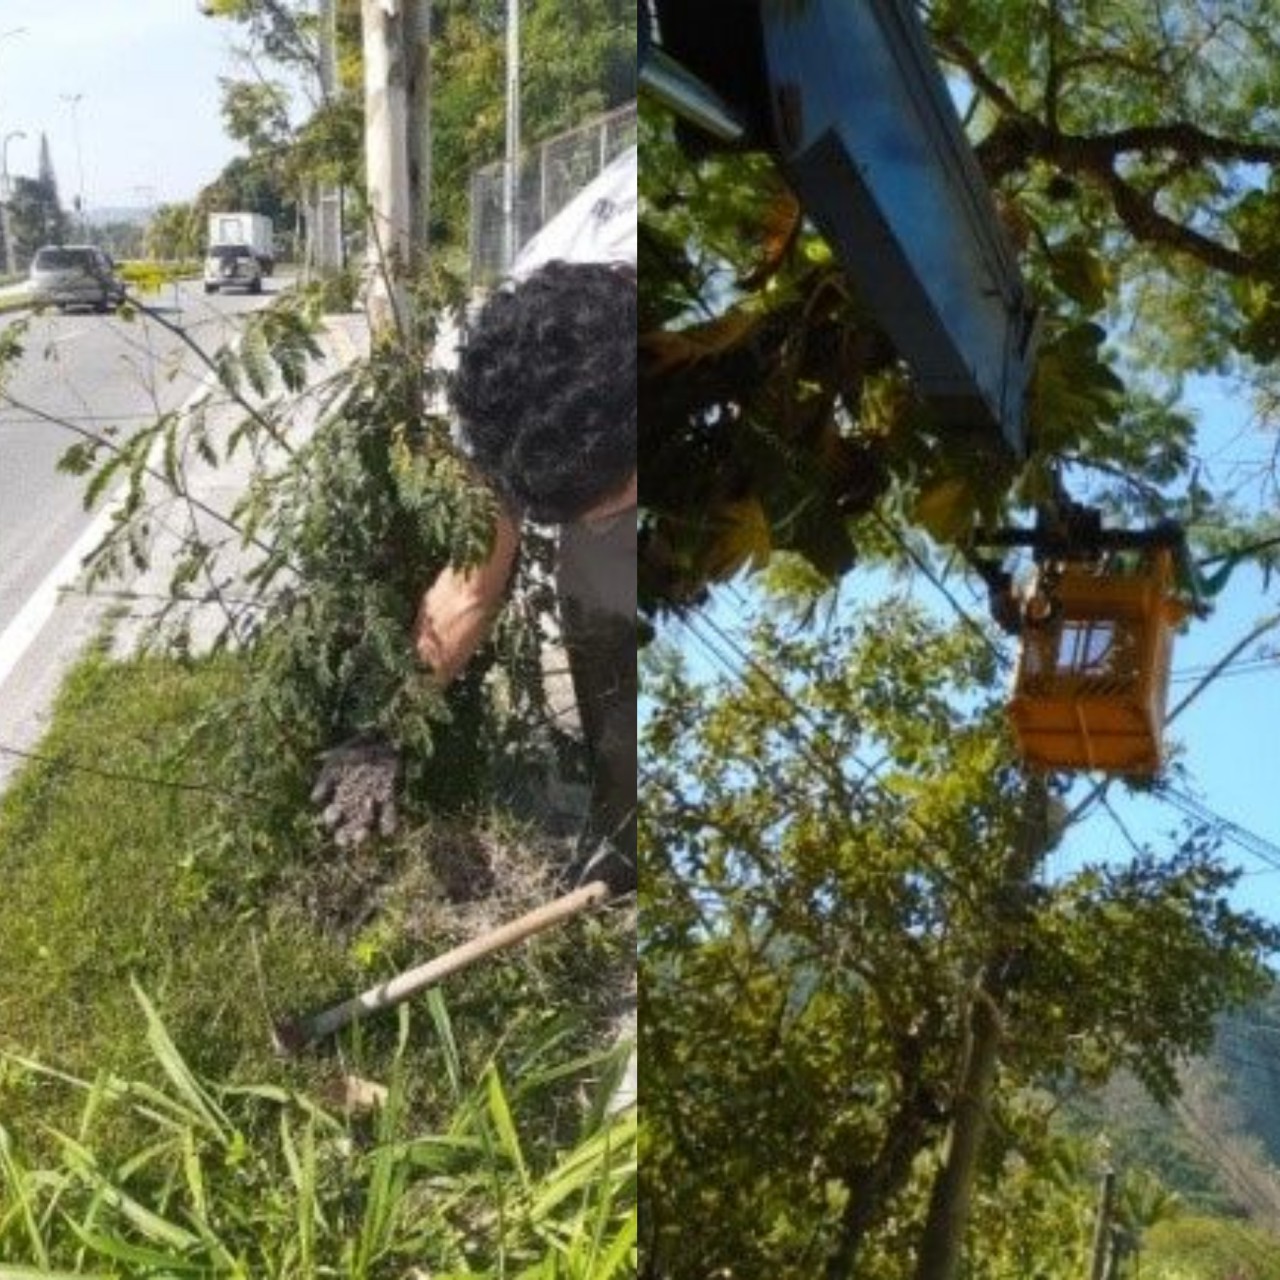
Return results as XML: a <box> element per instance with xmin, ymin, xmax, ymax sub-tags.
<box><xmin>207</xmin><ymin>211</ymin><xmax>275</xmax><ymax>275</ymax></box>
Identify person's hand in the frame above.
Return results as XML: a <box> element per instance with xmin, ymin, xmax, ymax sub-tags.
<box><xmin>309</xmin><ymin>733</ymin><xmax>402</xmax><ymax>850</ymax></box>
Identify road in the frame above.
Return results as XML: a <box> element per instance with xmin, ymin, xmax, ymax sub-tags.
<box><xmin>0</xmin><ymin>276</ymin><xmax>285</xmax><ymax>784</ymax></box>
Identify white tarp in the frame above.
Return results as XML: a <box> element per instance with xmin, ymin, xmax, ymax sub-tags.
<box><xmin>511</xmin><ymin>144</ymin><xmax>637</xmax><ymax>277</ymax></box>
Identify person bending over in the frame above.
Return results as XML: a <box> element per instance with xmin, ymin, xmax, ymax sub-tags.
<box><xmin>314</xmin><ymin>261</ymin><xmax>637</xmax><ymax>894</ymax></box>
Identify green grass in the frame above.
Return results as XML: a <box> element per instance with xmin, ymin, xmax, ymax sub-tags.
<box><xmin>0</xmin><ymin>652</ymin><xmax>355</xmax><ymax>1097</ymax></box>
<box><xmin>0</xmin><ymin>647</ymin><xmax>635</xmax><ymax>1267</ymax></box>
<box><xmin>0</xmin><ymin>985</ymin><xmax>636</xmax><ymax>1276</ymax></box>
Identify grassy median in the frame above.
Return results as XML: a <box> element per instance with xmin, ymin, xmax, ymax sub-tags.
<box><xmin>0</xmin><ymin>645</ymin><xmax>634</xmax><ymax>1271</ymax></box>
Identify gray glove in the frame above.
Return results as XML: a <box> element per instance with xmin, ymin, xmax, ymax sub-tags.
<box><xmin>309</xmin><ymin>733</ymin><xmax>402</xmax><ymax>849</ymax></box>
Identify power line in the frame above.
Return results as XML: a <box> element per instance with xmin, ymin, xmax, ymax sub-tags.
<box><xmin>1170</xmin><ymin>653</ymin><xmax>1280</xmax><ymax>685</ymax></box>
<box><xmin>0</xmin><ymin>741</ymin><xmax>267</xmax><ymax>803</ymax></box>
<box><xmin>1153</xmin><ymin>784</ymin><xmax>1280</xmax><ymax>873</ymax></box>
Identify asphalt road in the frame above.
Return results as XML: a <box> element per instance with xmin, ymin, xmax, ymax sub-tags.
<box><xmin>0</xmin><ymin>277</ymin><xmax>281</xmax><ymax>635</ymax></box>
<box><xmin>0</xmin><ymin>275</ymin><xmax>286</xmax><ymax>785</ymax></box>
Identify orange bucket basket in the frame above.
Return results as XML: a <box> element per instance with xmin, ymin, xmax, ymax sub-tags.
<box><xmin>1008</xmin><ymin>547</ymin><xmax>1191</xmax><ymax>774</ymax></box>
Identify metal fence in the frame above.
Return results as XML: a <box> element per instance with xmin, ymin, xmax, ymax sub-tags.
<box><xmin>469</xmin><ymin>101</ymin><xmax>637</xmax><ymax>286</ymax></box>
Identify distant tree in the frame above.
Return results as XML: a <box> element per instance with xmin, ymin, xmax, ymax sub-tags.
<box><xmin>196</xmin><ymin>154</ymin><xmax>298</xmax><ymax>241</ymax></box>
<box><xmin>144</xmin><ymin>202</ymin><xmax>202</xmax><ymax>261</ymax></box>
<box><xmin>93</xmin><ymin>220</ymin><xmax>146</xmax><ymax>261</ymax></box>
<box><xmin>8</xmin><ymin>174</ymin><xmax>68</xmax><ymax>264</ymax></box>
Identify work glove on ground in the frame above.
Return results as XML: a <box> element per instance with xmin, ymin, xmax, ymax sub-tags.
<box><xmin>310</xmin><ymin>732</ymin><xmax>403</xmax><ymax>850</ymax></box>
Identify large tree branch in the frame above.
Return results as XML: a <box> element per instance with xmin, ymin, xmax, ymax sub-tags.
<box><xmin>1103</xmin><ymin>170</ymin><xmax>1253</xmax><ymax>276</ymax></box>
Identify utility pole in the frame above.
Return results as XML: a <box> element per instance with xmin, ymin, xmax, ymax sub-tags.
<box><xmin>1</xmin><ymin>131</ymin><xmax>26</xmax><ymax>275</ymax></box>
<box><xmin>1089</xmin><ymin>1167</ymin><xmax>1118</xmax><ymax>1280</ymax></box>
<box><xmin>502</xmin><ymin>0</ymin><xmax>520</xmax><ymax>271</ymax></box>
<box><xmin>60</xmin><ymin>93</ymin><xmax>86</xmax><ymax>238</ymax></box>
<box><xmin>405</xmin><ymin>0</ymin><xmax>431</xmax><ymax>265</ymax></box>
<box><xmin>361</xmin><ymin>0</ymin><xmax>412</xmax><ymax>337</ymax></box>
<box><xmin>315</xmin><ymin>0</ymin><xmax>343</xmax><ymax>273</ymax></box>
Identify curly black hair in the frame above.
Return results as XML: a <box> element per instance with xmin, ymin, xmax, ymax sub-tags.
<box><xmin>451</xmin><ymin>261</ymin><xmax>636</xmax><ymax>525</ymax></box>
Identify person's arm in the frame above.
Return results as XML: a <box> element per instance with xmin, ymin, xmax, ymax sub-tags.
<box><xmin>414</xmin><ymin>507</ymin><xmax>521</xmax><ymax>684</ymax></box>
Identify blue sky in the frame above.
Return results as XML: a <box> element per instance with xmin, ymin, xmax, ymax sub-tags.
<box><xmin>0</xmin><ymin>0</ymin><xmax>246</xmax><ymax>210</ymax></box>
<box><xmin>655</xmin><ymin>367</ymin><xmax>1280</xmax><ymax>930</ymax></box>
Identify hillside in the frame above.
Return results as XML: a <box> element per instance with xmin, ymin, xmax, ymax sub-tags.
<box><xmin>1067</xmin><ymin>979</ymin><xmax>1280</xmax><ymax>1231</ymax></box>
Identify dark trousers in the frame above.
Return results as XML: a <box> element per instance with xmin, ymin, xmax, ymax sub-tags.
<box><xmin>556</xmin><ymin>509</ymin><xmax>637</xmax><ymax>859</ymax></box>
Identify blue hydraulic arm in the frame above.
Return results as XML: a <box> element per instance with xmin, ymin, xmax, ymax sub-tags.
<box><xmin>642</xmin><ymin>0</ymin><xmax>1039</xmax><ymax>461</ymax></box>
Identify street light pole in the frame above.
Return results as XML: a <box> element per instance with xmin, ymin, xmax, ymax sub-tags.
<box><xmin>1</xmin><ymin>130</ymin><xmax>27</xmax><ymax>276</ymax></box>
<box><xmin>60</xmin><ymin>93</ymin><xmax>86</xmax><ymax>238</ymax></box>
<box><xmin>0</xmin><ymin>27</ymin><xmax>28</xmax><ymax>271</ymax></box>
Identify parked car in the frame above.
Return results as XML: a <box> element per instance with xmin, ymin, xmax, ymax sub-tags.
<box><xmin>29</xmin><ymin>245</ymin><xmax>127</xmax><ymax>312</ymax></box>
<box><xmin>203</xmin><ymin>243</ymin><xmax>263</xmax><ymax>295</ymax></box>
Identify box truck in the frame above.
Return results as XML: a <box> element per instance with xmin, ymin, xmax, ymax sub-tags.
<box><xmin>207</xmin><ymin>211</ymin><xmax>275</xmax><ymax>274</ymax></box>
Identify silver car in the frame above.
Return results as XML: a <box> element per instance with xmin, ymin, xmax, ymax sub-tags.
<box><xmin>203</xmin><ymin>244</ymin><xmax>263</xmax><ymax>295</ymax></box>
<box><xmin>30</xmin><ymin>245</ymin><xmax>126</xmax><ymax>312</ymax></box>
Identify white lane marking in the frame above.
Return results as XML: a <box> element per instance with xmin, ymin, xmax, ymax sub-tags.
<box><xmin>0</xmin><ymin>369</ymin><xmax>218</xmax><ymax>695</ymax></box>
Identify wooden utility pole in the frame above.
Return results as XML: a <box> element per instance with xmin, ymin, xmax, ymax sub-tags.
<box><xmin>1089</xmin><ymin>1167</ymin><xmax>1118</xmax><ymax>1280</ymax></box>
<box><xmin>362</xmin><ymin>0</ymin><xmax>412</xmax><ymax>337</ymax></box>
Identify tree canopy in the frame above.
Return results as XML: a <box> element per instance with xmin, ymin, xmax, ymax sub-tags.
<box><xmin>200</xmin><ymin>0</ymin><xmax>634</xmax><ymax>264</ymax></box>
<box><xmin>639</xmin><ymin>0</ymin><xmax>1280</xmax><ymax>615</ymax></box>
<box><xmin>640</xmin><ymin>595</ymin><xmax>1278</xmax><ymax>1278</ymax></box>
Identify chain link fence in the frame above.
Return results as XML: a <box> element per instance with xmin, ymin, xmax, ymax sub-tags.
<box><xmin>469</xmin><ymin>102</ymin><xmax>637</xmax><ymax>287</ymax></box>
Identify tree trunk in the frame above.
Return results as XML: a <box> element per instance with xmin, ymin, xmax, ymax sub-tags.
<box><xmin>362</xmin><ymin>0</ymin><xmax>412</xmax><ymax>337</ymax></box>
<box><xmin>911</xmin><ymin>777</ymin><xmax>1049</xmax><ymax>1280</ymax></box>
<box><xmin>912</xmin><ymin>988</ymin><xmax>1003</xmax><ymax>1280</ymax></box>
<box><xmin>825</xmin><ymin>1081</ymin><xmax>938</xmax><ymax>1279</ymax></box>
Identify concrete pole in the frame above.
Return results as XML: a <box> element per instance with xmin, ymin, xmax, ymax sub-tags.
<box><xmin>362</xmin><ymin>0</ymin><xmax>412</xmax><ymax>337</ymax></box>
<box><xmin>501</xmin><ymin>0</ymin><xmax>520</xmax><ymax>271</ymax></box>
<box><xmin>315</xmin><ymin>0</ymin><xmax>343</xmax><ymax>273</ymax></box>
<box><xmin>61</xmin><ymin>94</ymin><xmax>86</xmax><ymax>238</ymax></box>
<box><xmin>1</xmin><ymin>131</ymin><xmax>26</xmax><ymax>276</ymax></box>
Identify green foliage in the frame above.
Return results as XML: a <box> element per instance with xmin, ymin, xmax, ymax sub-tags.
<box><xmin>220</xmin><ymin>335</ymin><xmax>505</xmax><ymax>813</ymax></box>
<box><xmin>7</xmin><ymin>174</ymin><xmax>68</xmax><ymax>265</ymax></box>
<box><xmin>1144</xmin><ymin>1214</ymin><xmax>1280</xmax><ymax>1280</ymax></box>
<box><xmin>640</xmin><ymin>598</ymin><xmax>1277</xmax><ymax>1278</ymax></box>
<box><xmin>639</xmin><ymin>0</ymin><xmax>1280</xmax><ymax>609</ymax></box>
<box><xmin>46</xmin><ymin>264</ymin><xmax>555</xmax><ymax>856</ymax></box>
<box><xmin>0</xmin><ymin>987</ymin><xmax>637</xmax><ymax>1276</ymax></box>
<box><xmin>144</xmin><ymin>202</ymin><xmax>204</xmax><ymax>261</ymax></box>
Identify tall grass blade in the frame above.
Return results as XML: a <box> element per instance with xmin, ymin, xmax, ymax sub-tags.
<box><xmin>592</xmin><ymin>1209</ymin><xmax>638</xmax><ymax>1279</ymax></box>
<box><xmin>130</xmin><ymin>978</ymin><xmax>230</xmax><ymax>1140</ymax></box>
<box><xmin>0</xmin><ymin>1268</ymin><xmax>117</xmax><ymax>1280</ymax></box>
<box><xmin>485</xmin><ymin>1065</ymin><xmax>529</xmax><ymax>1190</ymax></box>
<box><xmin>0</xmin><ymin>1128</ymin><xmax>51</xmax><ymax>1271</ymax></box>
<box><xmin>427</xmin><ymin>988</ymin><xmax>463</xmax><ymax>1102</ymax></box>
